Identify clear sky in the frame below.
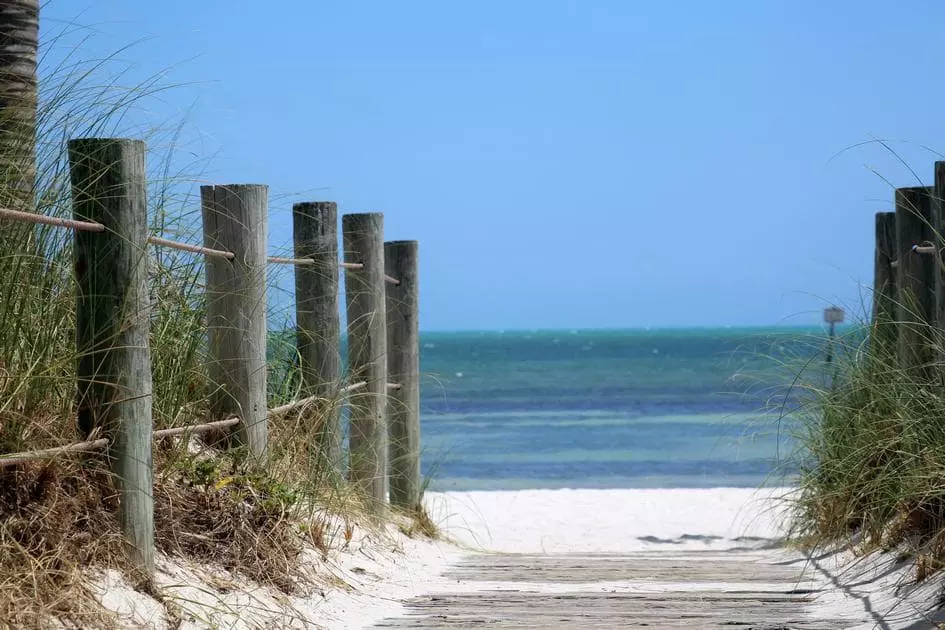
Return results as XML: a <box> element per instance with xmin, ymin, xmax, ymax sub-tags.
<box><xmin>44</xmin><ymin>1</ymin><xmax>945</xmax><ymax>331</ymax></box>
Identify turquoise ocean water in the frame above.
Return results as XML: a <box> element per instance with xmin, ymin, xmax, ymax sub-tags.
<box><xmin>417</xmin><ymin>328</ymin><xmax>826</xmax><ymax>492</ymax></box>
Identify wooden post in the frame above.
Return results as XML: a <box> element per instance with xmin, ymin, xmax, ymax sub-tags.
<box><xmin>933</xmin><ymin>162</ymin><xmax>945</xmax><ymax>332</ymax></box>
<box><xmin>385</xmin><ymin>240</ymin><xmax>420</xmax><ymax>510</ymax></box>
<box><xmin>69</xmin><ymin>138</ymin><xmax>154</xmax><ymax>577</ymax></box>
<box><xmin>201</xmin><ymin>184</ymin><xmax>269</xmax><ymax>464</ymax></box>
<box><xmin>872</xmin><ymin>211</ymin><xmax>898</xmax><ymax>358</ymax></box>
<box><xmin>342</xmin><ymin>212</ymin><xmax>388</xmax><ymax>513</ymax></box>
<box><xmin>293</xmin><ymin>201</ymin><xmax>342</xmax><ymax>476</ymax></box>
<box><xmin>895</xmin><ymin>186</ymin><xmax>936</xmax><ymax>372</ymax></box>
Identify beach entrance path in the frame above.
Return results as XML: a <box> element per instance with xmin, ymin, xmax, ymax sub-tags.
<box><xmin>372</xmin><ymin>548</ymin><xmax>856</xmax><ymax>629</ymax></box>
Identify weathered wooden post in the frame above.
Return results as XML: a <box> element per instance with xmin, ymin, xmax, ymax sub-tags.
<box><xmin>201</xmin><ymin>184</ymin><xmax>269</xmax><ymax>464</ymax></box>
<box><xmin>385</xmin><ymin>240</ymin><xmax>420</xmax><ymax>510</ymax></box>
<box><xmin>895</xmin><ymin>186</ymin><xmax>936</xmax><ymax>373</ymax></box>
<box><xmin>342</xmin><ymin>212</ymin><xmax>388</xmax><ymax>513</ymax></box>
<box><xmin>293</xmin><ymin>201</ymin><xmax>342</xmax><ymax>476</ymax></box>
<box><xmin>872</xmin><ymin>211</ymin><xmax>898</xmax><ymax>358</ymax></box>
<box><xmin>933</xmin><ymin>162</ymin><xmax>945</xmax><ymax>333</ymax></box>
<box><xmin>70</xmin><ymin>137</ymin><xmax>154</xmax><ymax>577</ymax></box>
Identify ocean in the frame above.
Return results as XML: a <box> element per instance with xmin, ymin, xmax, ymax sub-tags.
<box><xmin>417</xmin><ymin>327</ymin><xmax>828</xmax><ymax>492</ymax></box>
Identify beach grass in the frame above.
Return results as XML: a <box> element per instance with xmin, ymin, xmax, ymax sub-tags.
<box><xmin>786</xmin><ymin>302</ymin><xmax>945</xmax><ymax>581</ymax></box>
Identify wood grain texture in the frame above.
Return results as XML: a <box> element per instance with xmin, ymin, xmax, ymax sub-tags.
<box><xmin>374</xmin><ymin>551</ymin><xmax>857</xmax><ymax>628</ymax></box>
<box><xmin>293</xmin><ymin>201</ymin><xmax>343</xmax><ymax>476</ymax></box>
<box><xmin>342</xmin><ymin>212</ymin><xmax>388</xmax><ymax>513</ymax></box>
<box><xmin>69</xmin><ymin>137</ymin><xmax>154</xmax><ymax>577</ymax></box>
<box><xmin>201</xmin><ymin>184</ymin><xmax>269</xmax><ymax>464</ymax></box>
<box><xmin>895</xmin><ymin>186</ymin><xmax>935</xmax><ymax>373</ymax></box>
<box><xmin>385</xmin><ymin>240</ymin><xmax>420</xmax><ymax>510</ymax></box>
<box><xmin>872</xmin><ymin>211</ymin><xmax>898</xmax><ymax>356</ymax></box>
<box><xmin>934</xmin><ymin>162</ymin><xmax>945</xmax><ymax>335</ymax></box>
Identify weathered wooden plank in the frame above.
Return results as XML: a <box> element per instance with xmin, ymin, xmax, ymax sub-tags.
<box><xmin>375</xmin><ymin>590</ymin><xmax>854</xmax><ymax>628</ymax></box>
<box><xmin>342</xmin><ymin>212</ymin><xmax>388</xmax><ymax>513</ymax></box>
<box><xmin>201</xmin><ymin>184</ymin><xmax>269</xmax><ymax>464</ymax></box>
<box><xmin>872</xmin><ymin>211</ymin><xmax>898</xmax><ymax>356</ymax></box>
<box><xmin>895</xmin><ymin>186</ymin><xmax>936</xmax><ymax>372</ymax></box>
<box><xmin>441</xmin><ymin>555</ymin><xmax>807</xmax><ymax>584</ymax></box>
<box><xmin>293</xmin><ymin>201</ymin><xmax>343</xmax><ymax>477</ymax></box>
<box><xmin>69</xmin><ymin>137</ymin><xmax>154</xmax><ymax>578</ymax></box>
<box><xmin>374</xmin><ymin>550</ymin><xmax>854</xmax><ymax>629</ymax></box>
<box><xmin>385</xmin><ymin>240</ymin><xmax>420</xmax><ymax>510</ymax></box>
<box><xmin>934</xmin><ymin>162</ymin><xmax>945</xmax><ymax>336</ymax></box>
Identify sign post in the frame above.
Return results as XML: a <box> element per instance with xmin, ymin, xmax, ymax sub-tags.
<box><xmin>824</xmin><ymin>306</ymin><xmax>845</xmax><ymax>365</ymax></box>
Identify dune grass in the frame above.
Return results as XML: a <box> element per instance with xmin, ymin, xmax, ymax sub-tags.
<box><xmin>0</xmin><ymin>17</ymin><xmax>435</xmax><ymax>630</ymax></box>
<box><xmin>785</xmin><ymin>297</ymin><xmax>945</xmax><ymax>582</ymax></box>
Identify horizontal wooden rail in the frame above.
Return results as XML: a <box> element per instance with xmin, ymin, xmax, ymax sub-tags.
<box><xmin>0</xmin><ymin>382</ymin><xmax>375</xmax><ymax>467</ymax></box>
<box><xmin>148</xmin><ymin>235</ymin><xmax>235</xmax><ymax>259</ymax></box>
<box><xmin>152</xmin><ymin>417</ymin><xmax>240</xmax><ymax>439</ymax></box>
<box><xmin>0</xmin><ymin>437</ymin><xmax>109</xmax><ymax>468</ymax></box>
<box><xmin>268</xmin><ymin>381</ymin><xmax>369</xmax><ymax>417</ymax></box>
<box><xmin>268</xmin><ymin>256</ymin><xmax>314</xmax><ymax>265</ymax></box>
<box><xmin>271</xmin><ymin>258</ymin><xmax>391</xmax><ymax>277</ymax></box>
<box><xmin>0</xmin><ymin>207</ymin><xmax>105</xmax><ymax>232</ymax></box>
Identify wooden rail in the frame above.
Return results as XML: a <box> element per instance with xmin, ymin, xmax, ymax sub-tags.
<box><xmin>0</xmin><ymin>206</ymin><xmax>105</xmax><ymax>231</ymax></box>
<box><xmin>149</xmin><ymin>235</ymin><xmax>235</xmax><ymax>259</ymax></box>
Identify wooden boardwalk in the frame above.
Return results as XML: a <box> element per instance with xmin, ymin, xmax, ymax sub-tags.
<box><xmin>374</xmin><ymin>549</ymin><xmax>857</xmax><ymax>629</ymax></box>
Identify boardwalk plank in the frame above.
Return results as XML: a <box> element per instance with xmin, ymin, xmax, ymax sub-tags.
<box><xmin>373</xmin><ymin>550</ymin><xmax>854</xmax><ymax>629</ymax></box>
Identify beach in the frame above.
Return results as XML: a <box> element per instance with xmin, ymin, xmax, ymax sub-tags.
<box><xmin>91</xmin><ymin>328</ymin><xmax>945</xmax><ymax>627</ymax></box>
<box><xmin>87</xmin><ymin>481</ymin><xmax>945</xmax><ymax>628</ymax></box>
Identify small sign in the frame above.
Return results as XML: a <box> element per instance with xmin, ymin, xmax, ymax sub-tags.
<box><xmin>823</xmin><ymin>306</ymin><xmax>845</xmax><ymax>324</ymax></box>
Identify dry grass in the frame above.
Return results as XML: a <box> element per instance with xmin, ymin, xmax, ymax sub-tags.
<box><xmin>0</xmin><ymin>461</ymin><xmax>125</xmax><ymax>628</ymax></box>
<box><xmin>153</xmin><ymin>446</ymin><xmax>307</xmax><ymax>594</ymax></box>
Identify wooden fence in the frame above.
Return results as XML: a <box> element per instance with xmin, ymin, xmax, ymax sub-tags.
<box><xmin>872</xmin><ymin>160</ymin><xmax>945</xmax><ymax>371</ymax></box>
<box><xmin>0</xmin><ymin>137</ymin><xmax>421</xmax><ymax>578</ymax></box>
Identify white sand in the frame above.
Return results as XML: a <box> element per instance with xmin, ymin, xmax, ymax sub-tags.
<box><xmin>423</xmin><ymin>487</ymin><xmax>795</xmax><ymax>553</ymax></box>
<box><xmin>86</xmin><ymin>487</ymin><xmax>945</xmax><ymax>628</ymax></box>
<box><xmin>87</xmin><ymin>513</ymin><xmax>465</xmax><ymax>629</ymax></box>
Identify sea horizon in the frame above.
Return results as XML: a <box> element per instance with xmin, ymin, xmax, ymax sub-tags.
<box><xmin>416</xmin><ymin>326</ymin><xmax>826</xmax><ymax>492</ymax></box>
<box><xmin>414</xmin><ymin>322</ymin><xmax>855</xmax><ymax>335</ymax></box>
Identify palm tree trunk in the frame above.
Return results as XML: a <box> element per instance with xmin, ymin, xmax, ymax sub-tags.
<box><xmin>0</xmin><ymin>0</ymin><xmax>38</xmax><ymax>261</ymax></box>
<box><xmin>0</xmin><ymin>0</ymin><xmax>37</xmax><ymax>212</ymax></box>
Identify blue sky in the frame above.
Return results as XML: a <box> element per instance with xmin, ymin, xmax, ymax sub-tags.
<box><xmin>45</xmin><ymin>1</ymin><xmax>945</xmax><ymax>331</ymax></box>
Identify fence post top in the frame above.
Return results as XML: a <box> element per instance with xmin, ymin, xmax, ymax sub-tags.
<box><xmin>67</xmin><ymin>137</ymin><xmax>144</xmax><ymax>146</ymax></box>
<box><xmin>342</xmin><ymin>211</ymin><xmax>384</xmax><ymax>219</ymax></box>
<box><xmin>385</xmin><ymin>240</ymin><xmax>418</xmax><ymax>247</ymax></box>
<box><xmin>200</xmin><ymin>183</ymin><xmax>269</xmax><ymax>192</ymax></box>
<box><xmin>896</xmin><ymin>186</ymin><xmax>934</xmax><ymax>196</ymax></box>
<box><xmin>293</xmin><ymin>200</ymin><xmax>337</xmax><ymax>209</ymax></box>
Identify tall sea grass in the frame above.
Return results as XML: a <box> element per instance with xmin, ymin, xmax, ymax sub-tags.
<box><xmin>787</xmin><ymin>296</ymin><xmax>945</xmax><ymax>581</ymax></box>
